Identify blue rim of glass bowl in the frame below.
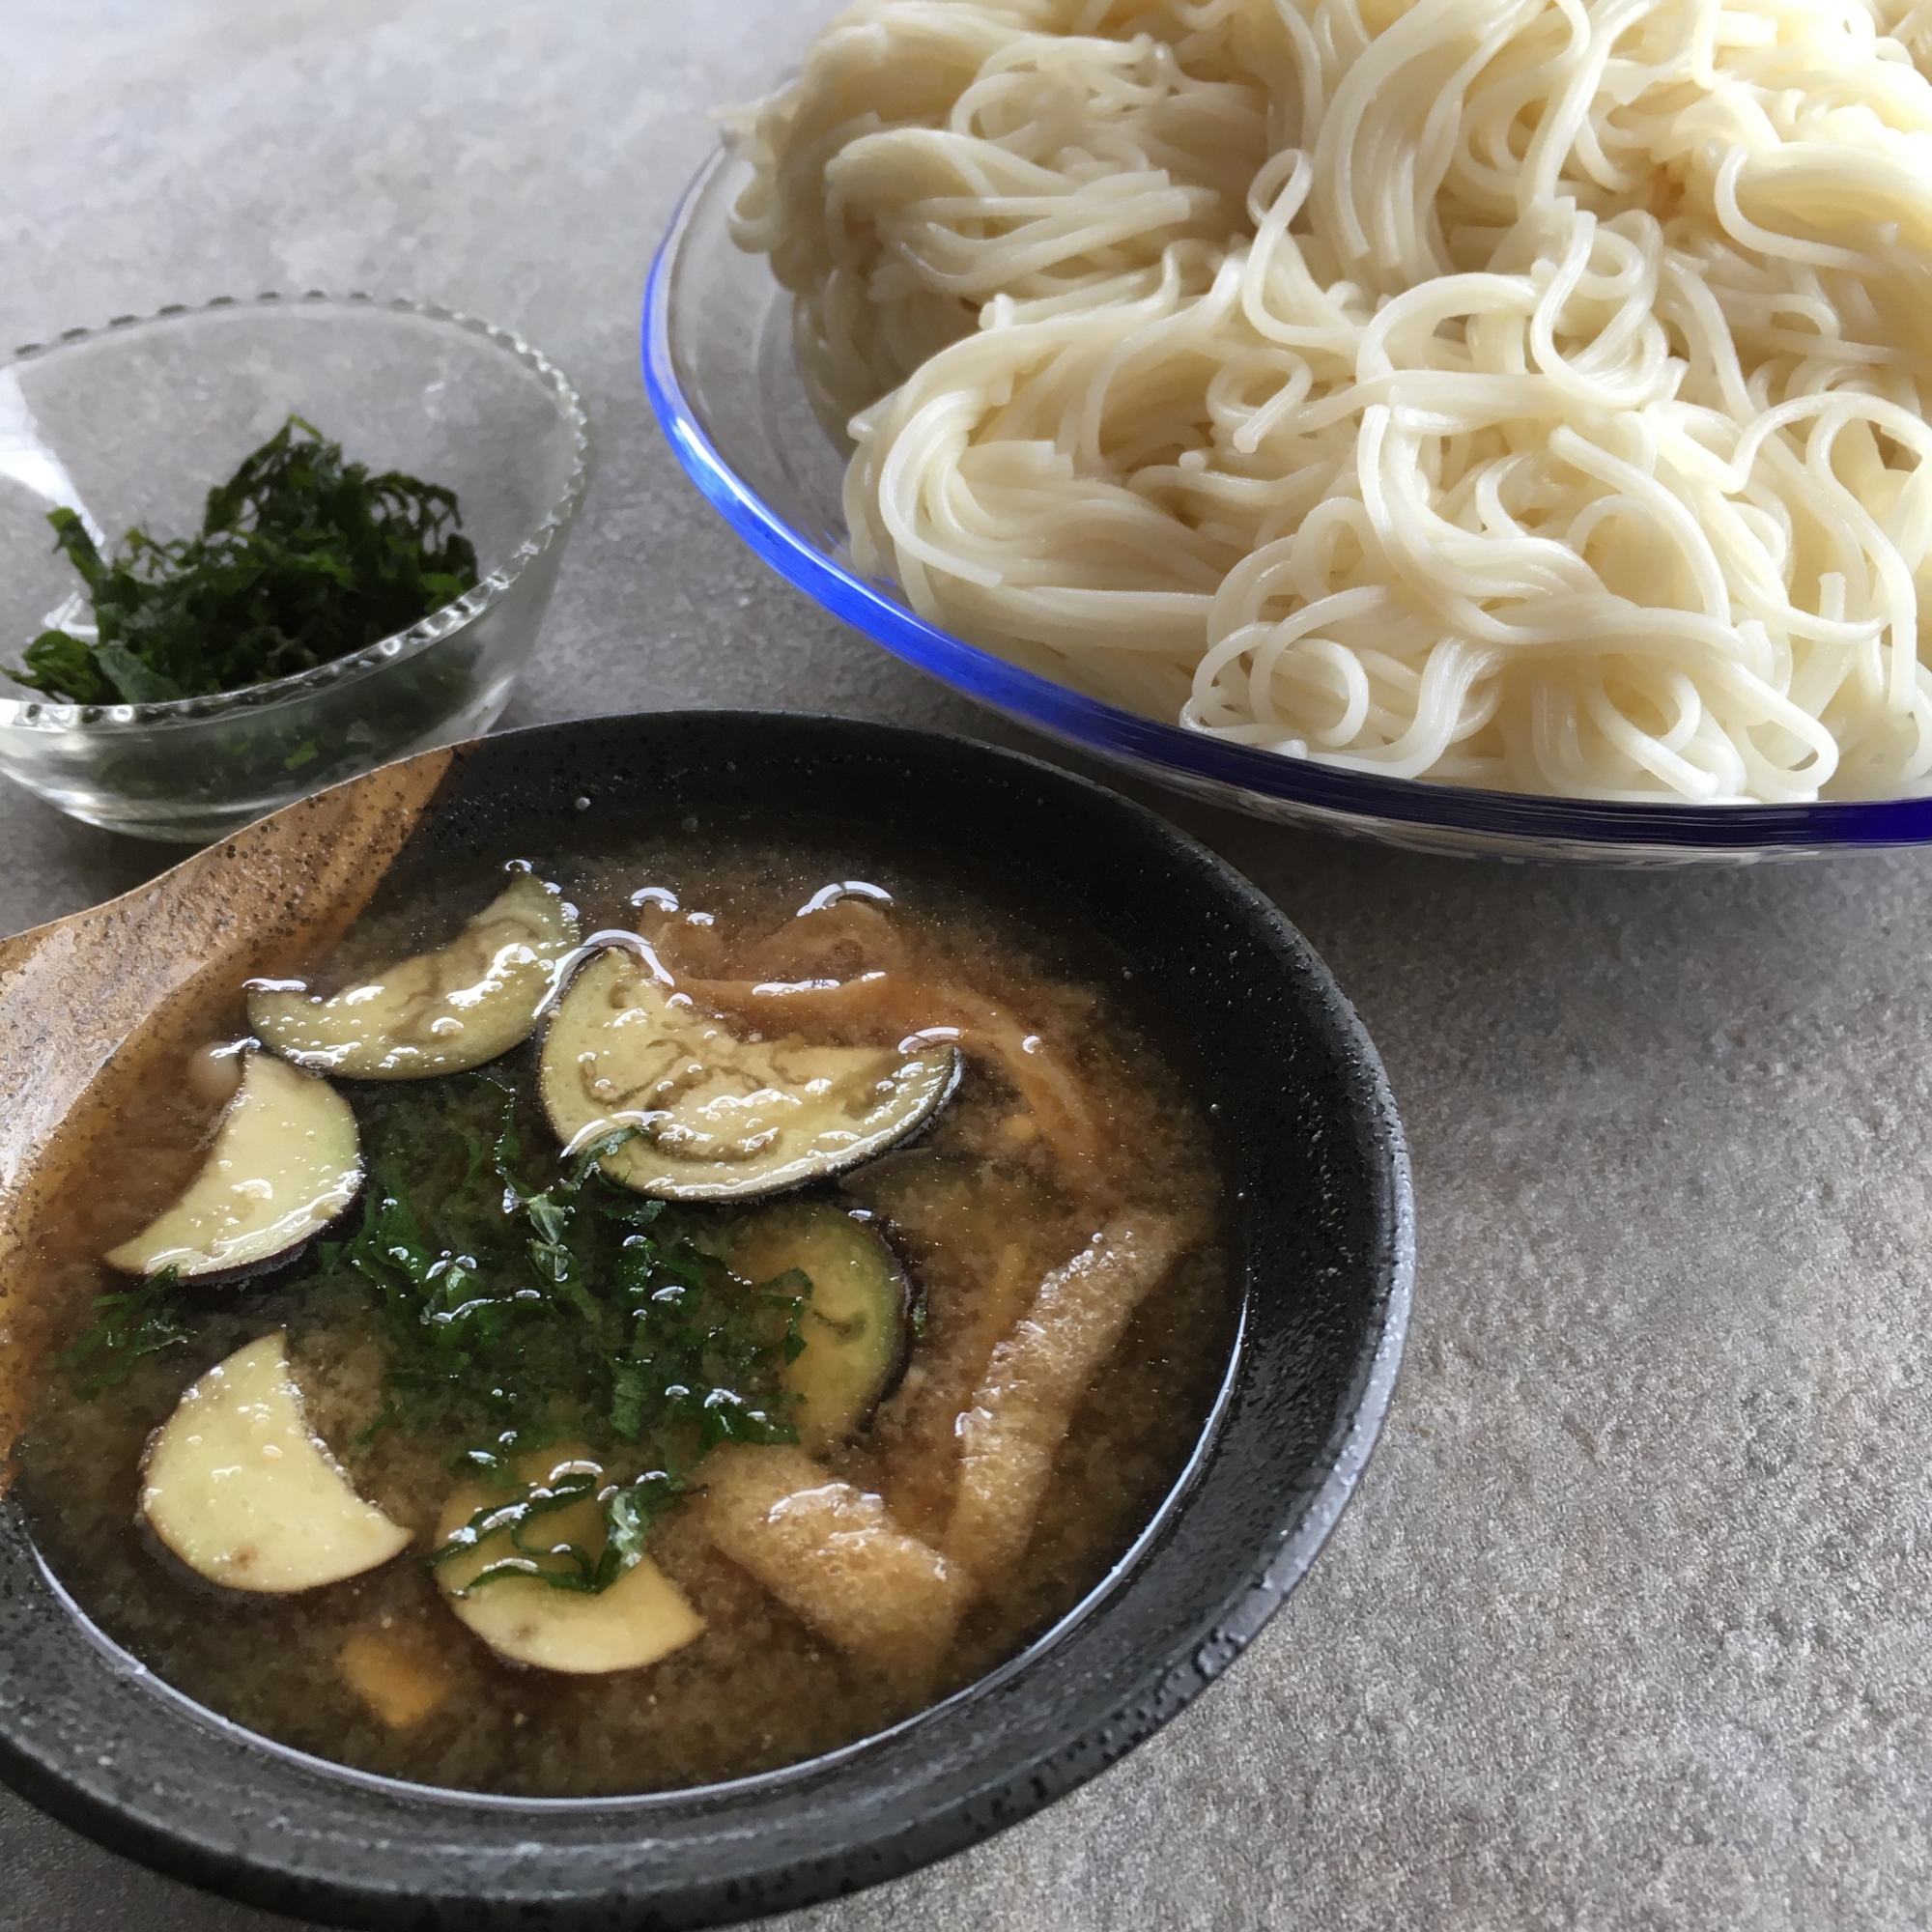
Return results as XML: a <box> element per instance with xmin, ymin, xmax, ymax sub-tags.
<box><xmin>0</xmin><ymin>291</ymin><xmax>592</xmax><ymax>738</ymax></box>
<box><xmin>642</xmin><ymin>148</ymin><xmax>1932</xmax><ymax>859</ymax></box>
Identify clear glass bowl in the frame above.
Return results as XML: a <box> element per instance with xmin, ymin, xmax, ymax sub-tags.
<box><xmin>0</xmin><ymin>294</ymin><xmax>590</xmax><ymax>842</ymax></box>
<box><xmin>644</xmin><ymin>149</ymin><xmax>1932</xmax><ymax>866</ymax></box>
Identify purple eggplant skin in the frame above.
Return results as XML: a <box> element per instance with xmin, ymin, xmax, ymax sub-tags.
<box><xmin>826</xmin><ymin>1205</ymin><xmax>918</xmax><ymax>1426</ymax></box>
<box><xmin>726</xmin><ymin>1193</ymin><xmax>919</xmax><ymax>1437</ymax></box>
<box><xmin>808</xmin><ymin>1043</ymin><xmax>969</xmax><ymax>1410</ymax></box>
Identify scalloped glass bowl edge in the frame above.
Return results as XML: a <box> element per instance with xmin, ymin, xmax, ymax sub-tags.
<box><xmin>642</xmin><ymin>148</ymin><xmax>1932</xmax><ymax>867</ymax></box>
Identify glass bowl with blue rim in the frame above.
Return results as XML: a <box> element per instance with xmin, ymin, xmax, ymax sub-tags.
<box><xmin>0</xmin><ymin>293</ymin><xmax>591</xmax><ymax>844</ymax></box>
<box><xmin>643</xmin><ymin>147</ymin><xmax>1932</xmax><ymax>868</ymax></box>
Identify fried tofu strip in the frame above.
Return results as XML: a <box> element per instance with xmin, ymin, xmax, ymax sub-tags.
<box><xmin>696</xmin><ymin>1444</ymin><xmax>963</xmax><ymax>1691</ymax></box>
<box><xmin>336</xmin><ymin>1628</ymin><xmax>455</xmax><ymax>1731</ymax></box>
<box><xmin>878</xmin><ymin>1237</ymin><xmax>1039</xmax><ymax>1540</ymax></box>
<box><xmin>945</xmin><ymin>1214</ymin><xmax>1186</xmax><ymax>1583</ymax></box>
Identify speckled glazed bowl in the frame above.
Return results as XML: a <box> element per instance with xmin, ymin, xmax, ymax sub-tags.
<box><xmin>0</xmin><ymin>712</ymin><xmax>1411</xmax><ymax>1930</ymax></box>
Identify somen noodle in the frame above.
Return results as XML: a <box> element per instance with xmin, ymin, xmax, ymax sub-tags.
<box><xmin>728</xmin><ymin>0</ymin><xmax>1932</xmax><ymax>802</ymax></box>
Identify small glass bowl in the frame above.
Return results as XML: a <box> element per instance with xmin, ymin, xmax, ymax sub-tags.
<box><xmin>644</xmin><ymin>149</ymin><xmax>1932</xmax><ymax>867</ymax></box>
<box><xmin>0</xmin><ymin>294</ymin><xmax>591</xmax><ymax>843</ymax></box>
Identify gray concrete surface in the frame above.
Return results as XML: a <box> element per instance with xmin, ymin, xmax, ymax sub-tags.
<box><xmin>4</xmin><ymin>5</ymin><xmax>1930</xmax><ymax>1928</ymax></box>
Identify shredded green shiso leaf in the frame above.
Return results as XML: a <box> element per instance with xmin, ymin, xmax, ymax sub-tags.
<box><xmin>329</xmin><ymin>1077</ymin><xmax>811</xmax><ymax>1596</ymax></box>
<box><xmin>58</xmin><ymin>1266</ymin><xmax>194</xmax><ymax>1396</ymax></box>
<box><xmin>7</xmin><ymin>416</ymin><xmax>478</xmax><ymax>705</ymax></box>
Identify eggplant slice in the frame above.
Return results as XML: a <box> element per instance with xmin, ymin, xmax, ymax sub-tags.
<box><xmin>433</xmin><ymin>1449</ymin><xmax>704</xmax><ymax>1675</ymax></box>
<box><xmin>105</xmin><ymin>1051</ymin><xmax>361</xmax><ymax>1282</ymax></box>
<box><xmin>720</xmin><ymin>1202</ymin><xmax>911</xmax><ymax>1452</ymax></box>
<box><xmin>247</xmin><ymin>872</ymin><xmax>579</xmax><ymax>1079</ymax></box>
<box><xmin>140</xmin><ymin>1331</ymin><xmax>412</xmax><ymax>1593</ymax></box>
<box><xmin>539</xmin><ymin>947</ymin><xmax>959</xmax><ymax>1203</ymax></box>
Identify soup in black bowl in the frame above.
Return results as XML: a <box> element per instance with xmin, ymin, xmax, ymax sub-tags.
<box><xmin>0</xmin><ymin>712</ymin><xmax>1409</xmax><ymax>1928</ymax></box>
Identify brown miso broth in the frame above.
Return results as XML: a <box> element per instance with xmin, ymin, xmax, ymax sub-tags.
<box><xmin>14</xmin><ymin>836</ymin><xmax>1232</xmax><ymax>1797</ymax></box>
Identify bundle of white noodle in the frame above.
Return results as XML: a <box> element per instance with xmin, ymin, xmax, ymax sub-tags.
<box><xmin>728</xmin><ymin>0</ymin><xmax>1932</xmax><ymax>802</ymax></box>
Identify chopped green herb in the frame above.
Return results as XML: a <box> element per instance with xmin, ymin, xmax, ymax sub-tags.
<box><xmin>7</xmin><ymin>416</ymin><xmax>477</xmax><ymax>705</ymax></box>
<box><xmin>59</xmin><ymin>1266</ymin><xmax>194</xmax><ymax>1394</ymax></box>
<box><xmin>430</xmin><ymin>1465</ymin><xmax>688</xmax><ymax>1598</ymax></box>
<box><xmin>327</xmin><ymin>1078</ymin><xmax>811</xmax><ymax>1592</ymax></box>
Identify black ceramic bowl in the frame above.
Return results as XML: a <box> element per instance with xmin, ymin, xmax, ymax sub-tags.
<box><xmin>0</xmin><ymin>712</ymin><xmax>1411</xmax><ymax>1930</ymax></box>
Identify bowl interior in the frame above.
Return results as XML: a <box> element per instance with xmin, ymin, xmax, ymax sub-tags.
<box><xmin>0</xmin><ymin>298</ymin><xmax>581</xmax><ymax>680</ymax></box>
<box><xmin>0</xmin><ymin>713</ymin><xmax>1409</xmax><ymax>1931</ymax></box>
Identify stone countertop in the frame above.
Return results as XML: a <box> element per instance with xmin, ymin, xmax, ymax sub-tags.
<box><xmin>4</xmin><ymin>7</ymin><xmax>1929</xmax><ymax>1929</ymax></box>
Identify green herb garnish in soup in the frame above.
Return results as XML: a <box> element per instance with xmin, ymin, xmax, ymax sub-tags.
<box><xmin>14</xmin><ymin>845</ymin><xmax>1233</xmax><ymax>1795</ymax></box>
<box><xmin>6</xmin><ymin>415</ymin><xmax>477</xmax><ymax>705</ymax></box>
<box><xmin>57</xmin><ymin>1267</ymin><xmax>193</xmax><ymax>1396</ymax></box>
